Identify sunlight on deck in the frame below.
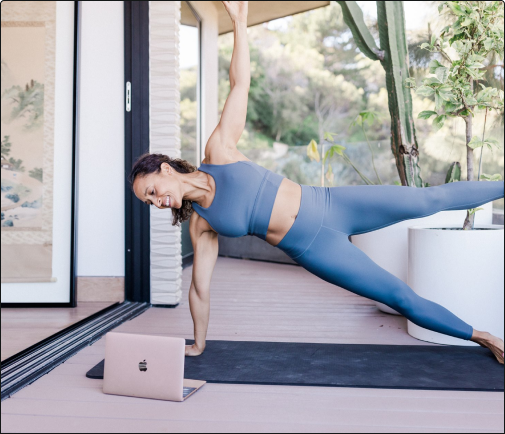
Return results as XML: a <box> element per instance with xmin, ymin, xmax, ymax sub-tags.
<box><xmin>2</xmin><ymin>257</ymin><xmax>503</xmax><ymax>433</ymax></box>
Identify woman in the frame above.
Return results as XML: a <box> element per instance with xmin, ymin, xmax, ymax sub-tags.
<box><xmin>130</xmin><ymin>1</ymin><xmax>504</xmax><ymax>363</ymax></box>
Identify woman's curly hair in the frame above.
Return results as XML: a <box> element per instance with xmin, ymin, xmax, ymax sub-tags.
<box><xmin>128</xmin><ymin>153</ymin><xmax>197</xmax><ymax>226</ymax></box>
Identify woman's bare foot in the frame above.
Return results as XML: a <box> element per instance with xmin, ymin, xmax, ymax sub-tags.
<box><xmin>471</xmin><ymin>330</ymin><xmax>504</xmax><ymax>364</ymax></box>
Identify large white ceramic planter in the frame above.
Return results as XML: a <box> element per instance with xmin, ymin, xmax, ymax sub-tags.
<box><xmin>408</xmin><ymin>224</ymin><xmax>504</xmax><ymax>346</ymax></box>
<box><xmin>351</xmin><ymin>202</ymin><xmax>493</xmax><ymax>315</ymax></box>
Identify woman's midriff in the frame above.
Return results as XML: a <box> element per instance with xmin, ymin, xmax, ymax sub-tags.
<box><xmin>265</xmin><ymin>178</ymin><xmax>302</xmax><ymax>247</ymax></box>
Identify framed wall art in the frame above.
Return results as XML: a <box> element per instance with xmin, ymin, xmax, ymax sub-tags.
<box><xmin>1</xmin><ymin>1</ymin><xmax>79</xmax><ymax>306</ymax></box>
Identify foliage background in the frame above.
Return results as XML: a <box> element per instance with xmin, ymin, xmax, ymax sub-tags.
<box><xmin>180</xmin><ymin>1</ymin><xmax>504</xmax><ymax>206</ymax></box>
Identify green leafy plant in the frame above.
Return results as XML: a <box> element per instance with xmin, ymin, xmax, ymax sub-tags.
<box><xmin>307</xmin><ymin>134</ymin><xmax>354</xmax><ymax>187</ymax></box>
<box><xmin>307</xmin><ymin>111</ymin><xmax>405</xmax><ymax>186</ymax></box>
<box><xmin>445</xmin><ymin>162</ymin><xmax>462</xmax><ymax>183</ymax></box>
<box><xmin>407</xmin><ymin>1</ymin><xmax>504</xmax><ymax>229</ymax></box>
<box><xmin>307</xmin><ymin>130</ymin><xmax>379</xmax><ymax>187</ymax></box>
<box><xmin>481</xmin><ymin>173</ymin><xmax>503</xmax><ymax>181</ymax></box>
<box><xmin>350</xmin><ymin>111</ymin><xmax>383</xmax><ymax>185</ymax></box>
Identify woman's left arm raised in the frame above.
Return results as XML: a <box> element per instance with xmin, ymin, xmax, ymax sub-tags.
<box><xmin>208</xmin><ymin>1</ymin><xmax>249</xmax><ymax>152</ymax></box>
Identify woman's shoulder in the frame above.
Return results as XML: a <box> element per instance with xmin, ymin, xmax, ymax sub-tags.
<box><xmin>190</xmin><ymin>205</ymin><xmax>217</xmax><ymax>235</ymax></box>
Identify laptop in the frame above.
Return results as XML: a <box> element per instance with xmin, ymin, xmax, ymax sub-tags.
<box><xmin>102</xmin><ymin>331</ymin><xmax>206</xmax><ymax>401</ymax></box>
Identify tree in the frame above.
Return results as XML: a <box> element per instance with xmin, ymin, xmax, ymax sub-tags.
<box><xmin>284</xmin><ymin>2</ymin><xmax>382</xmax><ymax>95</ymax></box>
<box><xmin>336</xmin><ymin>1</ymin><xmax>424</xmax><ymax>187</ymax></box>
<box><xmin>409</xmin><ymin>1</ymin><xmax>504</xmax><ymax>228</ymax></box>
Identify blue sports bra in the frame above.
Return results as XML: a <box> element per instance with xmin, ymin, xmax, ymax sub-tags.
<box><xmin>192</xmin><ymin>160</ymin><xmax>286</xmax><ymax>240</ymax></box>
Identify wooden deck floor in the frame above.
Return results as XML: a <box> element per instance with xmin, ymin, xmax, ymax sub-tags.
<box><xmin>1</xmin><ymin>301</ymin><xmax>116</xmax><ymax>361</ymax></box>
<box><xmin>2</xmin><ymin>257</ymin><xmax>503</xmax><ymax>433</ymax></box>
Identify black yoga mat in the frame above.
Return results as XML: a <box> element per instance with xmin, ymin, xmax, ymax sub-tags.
<box><xmin>86</xmin><ymin>339</ymin><xmax>504</xmax><ymax>392</ymax></box>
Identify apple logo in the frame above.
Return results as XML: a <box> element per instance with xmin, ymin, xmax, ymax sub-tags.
<box><xmin>138</xmin><ymin>359</ymin><xmax>147</xmax><ymax>372</ymax></box>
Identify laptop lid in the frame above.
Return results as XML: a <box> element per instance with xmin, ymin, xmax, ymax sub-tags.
<box><xmin>103</xmin><ymin>332</ymin><xmax>185</xmax><ymax>401</ymax></box>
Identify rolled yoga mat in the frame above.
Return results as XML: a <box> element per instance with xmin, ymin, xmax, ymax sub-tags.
<box><xmin>86</xmin><ymin>339</ymin><xmax>504</xmax><ymax>392</ymax></box>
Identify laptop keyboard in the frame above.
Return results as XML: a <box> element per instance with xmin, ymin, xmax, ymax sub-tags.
<box><xmin>183</xmin><ymin>387</ymin><xmax>196</xmax><ymax>398</ymax></box>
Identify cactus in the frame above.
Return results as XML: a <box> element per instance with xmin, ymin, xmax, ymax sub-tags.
<box><xmin>336</xmin><ymin>1</ymin><xmax>423</xmax><ymax>187</ymax></box>
<box><xmin>445</xmin><ymin>162</ymin><xmax>462</xmax><ymax>184</ymax></box>
<box><xmin>338</xmin><ymin>2</ymin><xmax>383</xmax><ymax>61</ymax></box>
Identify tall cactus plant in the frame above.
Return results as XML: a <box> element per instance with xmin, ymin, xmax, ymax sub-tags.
<box><xmin>336</xmin><ymin>1</ymin><xmax>423</xmax><ymax>187</ymax></box>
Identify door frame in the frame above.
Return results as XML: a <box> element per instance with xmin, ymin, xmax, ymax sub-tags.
<box><xmin>124</xmin><ymin>1</ymin><xmax>151</xmax><ymax>303</ymax></box>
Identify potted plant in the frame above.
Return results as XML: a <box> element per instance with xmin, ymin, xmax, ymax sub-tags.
<box><xmin>405</xmin><ymin>1</ymin><xmax>504</xmax><ymax>345</ymax></box>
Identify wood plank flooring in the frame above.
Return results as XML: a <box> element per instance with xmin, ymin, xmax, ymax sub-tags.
<box><xmin>1</xmin><ymin>301</ymin><xmax>116</xmax><ymax>361</ymax></box>
<box><xmin>1</xmin><ymin>257</ymin><xmax>503</xmax><ymax>433</ymax></box>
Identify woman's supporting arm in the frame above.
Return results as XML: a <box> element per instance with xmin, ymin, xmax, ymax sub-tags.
<box><xmin>186</xmin><ymin>228</ymin><xmax>219</xmax><ymax>356</ymax></box>
<box><xmin>187</xmin><ymin>279</ymin><xmax>210</xmax><ymax>355</ymax></box>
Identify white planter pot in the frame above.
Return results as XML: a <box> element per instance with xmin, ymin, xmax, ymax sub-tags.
<box><xmin>351</xmin><ymin>202</ymin><xmax>493</xmax><ymax>315</ymax></box>
<box><xmin>408</xmin><ymin>224</ymin><xmax>504</xmax><ymax>346</ymax></box>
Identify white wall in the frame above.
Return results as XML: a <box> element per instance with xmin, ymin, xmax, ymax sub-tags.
<box><xmin>77</xmin><ymin>1</ymin><xmax>215</xmax><ymax>280</ymax></box>
<box><xmin>149</xmin><ymin>1</ymin><xmax>183</xmax><ymax>305</ymax></box>
<box><xmin>77</xmin><ymin>1</ymin><xmax>125</xmax><ymax>277</ymax></box>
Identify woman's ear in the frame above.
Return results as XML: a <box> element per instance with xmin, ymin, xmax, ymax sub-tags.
<box><xmin>161</xmin><ymin>162</ymin><xmax>172</xmax><ymax>174</ymax></box>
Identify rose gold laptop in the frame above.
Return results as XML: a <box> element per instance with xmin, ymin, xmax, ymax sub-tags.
<box><xmin>103</xmin><ymin>331</ymin><xmax>206</xmax><ymax>401</ymax></box>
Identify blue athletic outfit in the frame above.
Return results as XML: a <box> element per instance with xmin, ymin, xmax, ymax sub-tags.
<box><xmin>192</xmin><ymin>160</ymin><xmax>504</xmax><ymax>341</ymax></box>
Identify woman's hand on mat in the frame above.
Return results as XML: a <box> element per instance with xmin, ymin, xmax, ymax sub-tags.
<box><xmin>185</xmin><ymin>344</ymin><xmax>204</xmax><ymax>357</ymax></box>
<box><xmin>222</xmin><ymin>1</ymin><xmax>248</xmax><ymax>24</ymax></box>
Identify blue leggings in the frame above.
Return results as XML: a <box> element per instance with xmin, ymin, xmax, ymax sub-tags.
<box><xmin>276</xmin><ymin>181</ymin><xmax>504</xmax><ymax>340</ymax></box>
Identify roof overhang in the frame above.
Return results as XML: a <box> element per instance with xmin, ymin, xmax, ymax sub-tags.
<box><xmin>212</xmin><ymin>1</ymin><xmax>331</xmax><ymax>35</ymax></box>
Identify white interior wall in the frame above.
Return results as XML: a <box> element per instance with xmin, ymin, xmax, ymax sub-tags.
<box><xmin>77</xmin><ymin>0</ymin><xmax>216</xmax><ymax>281</ymax></box>
<box><xmin>77</xmin><ymin>1</ymin><xmax>125</xmax><ymax>277</ymax></box>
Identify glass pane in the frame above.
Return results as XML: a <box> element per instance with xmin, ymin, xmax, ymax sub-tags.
<box><xmin>179</xmin><ymin>1</ymin><xmax>200</xmax><ymax>261</ymax></box>
<box><xmin>179</xmin><ymin>1</ymin><xmax>199</xmax><ymax>166</ymax></box>
<box><xmin>217</xmin><ymin>3</ymin><xmax>504</xmax><ymax>191</ymax></box>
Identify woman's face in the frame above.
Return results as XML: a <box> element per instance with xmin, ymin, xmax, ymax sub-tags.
<box><xmin>133</xmin><ymin>162</ymin><xmax>180</xmax><ymax>209</ymax></box>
